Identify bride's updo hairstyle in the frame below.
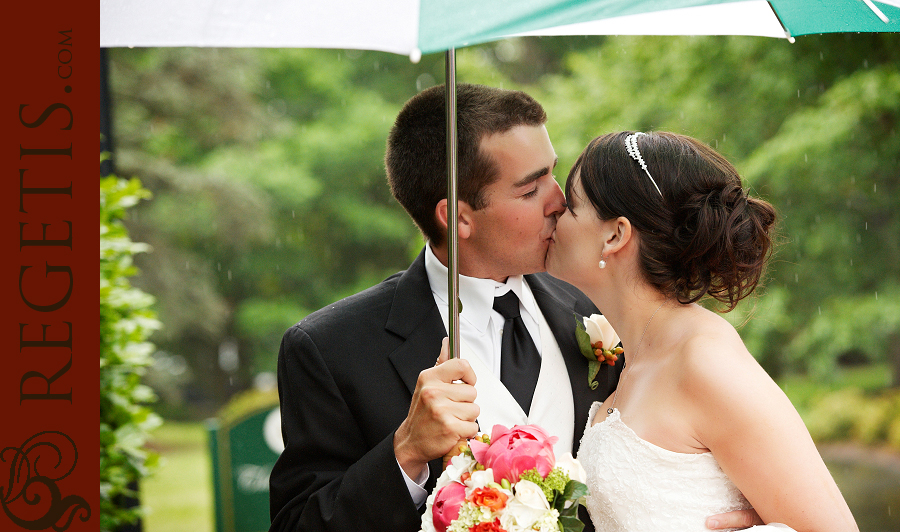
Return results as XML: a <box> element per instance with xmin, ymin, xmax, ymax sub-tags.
<box><xmin>569</xmin><ymin>131</ymin><xmax>777</xmax><ymax>311</ymax></box>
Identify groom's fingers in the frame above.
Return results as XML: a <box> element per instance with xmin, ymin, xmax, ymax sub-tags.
<box><xmin>435</xmin><ymin>337</ymin><xmax>451</xmax><ymax>365</ymax></box>
<box><xmin>706</xmin><ymin>508</ymin><xmax>764</xmax><ymax>530</ymax></box>
<box><xmin>431</xmin><ymin>357</ymin><xmax>477</xmax><ymax>386</ymax></box>
<box><xmin>394</xmin><ymin>357</ymin><xmax>480</xmax><ymax>477</ymax></box>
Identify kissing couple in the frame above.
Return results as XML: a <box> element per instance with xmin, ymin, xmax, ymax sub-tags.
<box><xmin>269</xmin><ymin>84</ymin><xmax>858</xmax><ymax>532</ymax></box>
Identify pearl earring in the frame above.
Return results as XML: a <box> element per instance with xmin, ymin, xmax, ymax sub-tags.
<box><xmin>599</xmin><ymin>256</ymin><xmax>607</xmax><ymax>269</ymax></box>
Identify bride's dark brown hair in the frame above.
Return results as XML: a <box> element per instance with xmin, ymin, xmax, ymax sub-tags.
<box><xmin>567</xmin><ymin>131</ymin><xmax>777</xmax><ymax>311</ymax></box>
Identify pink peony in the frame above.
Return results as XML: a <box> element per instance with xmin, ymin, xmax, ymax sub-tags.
<box><xmin>432</xmin><ymin>481</ymin><xmax>466</xmax><ymax>532</ymax></box>
<box><xmin>468</xmin><ymin>425</ymin><xmax>558</xmax><ymax>484</ymax></box>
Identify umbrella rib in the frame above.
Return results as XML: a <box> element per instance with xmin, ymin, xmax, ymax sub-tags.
<box><xmin>765</xmin><ymin>1</ymin><xmax>795</xmax><ymax>43</ymax></box>
<box><xmin>863</xmin><ymin>0</ymin><xmax>891</xmax><ymax>22</ymax></box>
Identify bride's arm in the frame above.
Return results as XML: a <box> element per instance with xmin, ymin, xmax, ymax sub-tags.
<box><xmin>681</xmin><ymin>333</ymin><xmax>859</xmax><ymax>532</ymax></box>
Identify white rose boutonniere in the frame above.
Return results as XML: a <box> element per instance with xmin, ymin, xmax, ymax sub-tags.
<box><xmin>575</xmin><ymin>314</ymin><xmax>623</xmax><ymax>390</ymax></box>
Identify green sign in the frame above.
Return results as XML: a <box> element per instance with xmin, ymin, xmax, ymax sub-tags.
<box><xmin>209</xmin><ymin>391</ymin><xmax>282</xmax><ymax>532</ymax></box>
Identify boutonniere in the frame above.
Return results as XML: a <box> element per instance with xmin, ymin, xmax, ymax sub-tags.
<box><xmin>575</xmin><ymin>314</ymin><xmax>623</xmax><ymax>390</ymax></box>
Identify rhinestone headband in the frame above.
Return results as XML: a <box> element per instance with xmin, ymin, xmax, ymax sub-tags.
<box><xmin>624</xmin><ymin>132</ymin><xmax>663</xmax><ymax>197</ymax></box>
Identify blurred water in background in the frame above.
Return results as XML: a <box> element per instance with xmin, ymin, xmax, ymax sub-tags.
<box><xmin>824</xmin><ymin>447</ymin><xmax>900</xmax><ymax>532</ymax></box>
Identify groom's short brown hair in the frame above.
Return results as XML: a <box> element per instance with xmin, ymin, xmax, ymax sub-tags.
<box><xmin>386</xmin><ymin>83</ymin><xmax>547</xmax><ymax>247</ymax></box>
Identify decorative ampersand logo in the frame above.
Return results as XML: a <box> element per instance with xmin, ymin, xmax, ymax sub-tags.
<box><xmin>1</xmin><ymin>431</ymin><xmax>91</xmax><ymax>530</ymax></box>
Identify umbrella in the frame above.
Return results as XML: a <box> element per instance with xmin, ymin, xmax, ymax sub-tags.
<box><xmin>100</xmin><ymin>0</ymin><xmax>900</xmax><ymax>357</ymax></box>
<box><xmin>102</xmin><ymin>0</ymin><xmax>900</xmax><ymax>53</ymax></box>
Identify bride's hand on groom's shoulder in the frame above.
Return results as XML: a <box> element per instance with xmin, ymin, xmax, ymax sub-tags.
<box><xmin>706</xmin><ymin>508</ymin><xmax>763</xmax><ymax>530</ymax></box>
<box><xmin>394</xmin><ymin>337</ymin><xmax>480</xmax><ymax>479</ymax></box>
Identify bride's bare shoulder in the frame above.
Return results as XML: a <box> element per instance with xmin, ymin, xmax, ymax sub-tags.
<box><xmin>673</xmin><ymin>308</ymin><xmax>770</xmax><ymax>395</ymax></box>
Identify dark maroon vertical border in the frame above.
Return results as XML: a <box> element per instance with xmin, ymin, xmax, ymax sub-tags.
<box><xmin>1</xmin><ymin>1</ymin><xmax>99</xmax><ymax>531</ymax></box>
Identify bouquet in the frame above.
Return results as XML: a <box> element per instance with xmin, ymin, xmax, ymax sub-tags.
<box><xmin>419</xmin><ymin>424</ymin><xmax>590</xmax><ymax>532</ymax></box>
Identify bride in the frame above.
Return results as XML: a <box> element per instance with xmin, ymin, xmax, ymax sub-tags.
<box><xmin>546</xmin><ymin>131</ymin><xmax>858</xmax><ymax>531</ymax></box>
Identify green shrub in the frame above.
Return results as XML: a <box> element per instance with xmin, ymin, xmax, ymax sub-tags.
<box><xmin>803</xmin><ymin>387</ymin><xmax>900</xmax><ymax>450</ymax></box>
<box><xmin>804</xmin><ymin>388</ymin><xmax>864</xmax><ymax>442</ymax></box>
<box><xmin>100</xmin><ymin>172</ymin><xmax>162</xmax><ymax>531</ymax></box>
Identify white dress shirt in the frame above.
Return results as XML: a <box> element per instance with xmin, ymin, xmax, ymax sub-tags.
<box><xmin>399</xmin><ymin>245</ymin><xmax>546</xmax><ymax>506</ymax></box>
<box><xmin>424</xmin><ymin>244</ymin><xmax>543</xmax><ymax>373</ymax></box>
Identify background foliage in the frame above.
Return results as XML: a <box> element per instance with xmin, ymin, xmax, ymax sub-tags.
<box><xmin>106</xmin><ymin>33</ymin><xmax>900</xmax><ymax>420</ymax></box>
<box><xmin>100</xmin><ymin>171</ymin><xmax>162</xmax><ymax>530</ymax></box>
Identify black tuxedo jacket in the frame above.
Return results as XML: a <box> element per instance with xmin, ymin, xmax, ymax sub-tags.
<box><xmin>269</xmin><ymin>249</ymin><xmax>621</xmax><ymax>532</ymax></box>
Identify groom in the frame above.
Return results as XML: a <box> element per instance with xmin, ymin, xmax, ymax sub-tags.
<box><xmin>268</xmin><ymin>84</ymin><xmax>760</xmax><ymax>532</ymax></box>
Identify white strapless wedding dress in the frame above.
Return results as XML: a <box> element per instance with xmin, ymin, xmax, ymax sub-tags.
<box><xmin>579</xmin><ymin>403</ymin><xmax>792</xmax><ymax>532</ymax></box>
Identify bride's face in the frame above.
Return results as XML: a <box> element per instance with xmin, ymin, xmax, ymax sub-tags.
<box><xmin>547</xmin><ymin>171</ymin><xmax>604</xmax><ymax>291</ymax></box>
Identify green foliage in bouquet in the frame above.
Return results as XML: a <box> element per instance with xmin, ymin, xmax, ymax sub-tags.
<box><xmin>520</xmin><ymin>468</ymin><xmax>590</xmax><ymax>532</ymax></box>
<box><xmin>100</xmin><ymin>164</ymin><xmax>162</xmax><ymax>531</ymax></box>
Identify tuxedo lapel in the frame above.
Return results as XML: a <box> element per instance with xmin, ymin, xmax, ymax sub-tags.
<box><xmin>382</xmin><ymin>250</ymin><xmax>449</xmax><ymax>490</ymax></box>
<box><xmin>526</xmin><ymin>273</ymin><xmax>615</xmax><ymax>455</ymax></box>
<box><xmin>386</xmin><ymin>250</ymin><xmax>447</xmax><ymax>395</ymax></box>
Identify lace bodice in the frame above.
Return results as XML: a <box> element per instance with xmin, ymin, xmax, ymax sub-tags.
<box><xmin>578</xmin><ymin>404</ymin><xmax>752</xmax><ymax>532</ymax></box>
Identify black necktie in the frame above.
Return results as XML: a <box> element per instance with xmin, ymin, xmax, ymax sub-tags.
<box><xmin>493</xmin><ymin>291</ymin><xmax>541</xmax><ymax>414</ymax></box>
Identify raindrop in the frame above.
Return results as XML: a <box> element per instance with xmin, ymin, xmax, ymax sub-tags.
<box><xmin>168</xmin><ymin>355</ymin><xmax>188</xmax><ymax>376</ymax></box>
<box><xmin>722</xmin><ymin>133</ymin><xmax>726</xmax><ymax>143</ymax></box>
<box><xmin>276</xmin><ymin>264</ymin><xmax>280</xmax><ymax>271</ymax></box>
<box><xmin>345</xmin><ymin>49</ymin><xmax>363</xmax><ymax>60</ymax></box>
<box><xmin>217</xmin><ymin>262</ymin><xmax>221</xmax><ymax>271</ymax></box>
<box><xmin>185</xmin><ymin>261</ymin><xmax>190</xmax><ymax>270</ymax></box>
<box><xmin>267</xmin><ymin>98</ymin><xmax>287</xmax><ymax>118</ymax></box>
<box><xmin>795</xmin><ymin>273</ymin><xmax>799</xmax><ymax>283</ymax></box>
<box><xmin>218</xmin><ymin>338</ymin><xmax>239</xmax><ymax>373</ymax></box>
<box><xmin>851</xmin><ymin>176</ymin><xmax>856</xmax><ymax>184</ymax></box>
<box><xmin>254</xmin><ymin>372</ymin><xmax>277</xmax><ymax>392</ymax></box>
<box><xmin>228</xmin><ymin>270</ymin><xmax>233</xmax><ymax>280</ymax></box>
<box><xmin>416</xmin><ymin>73</ymin><xmax>436</xmax><ymax>92</ymax></box>
<box><xmin>819</xmin><ymin>51</ymin><xmax>824</xmax><ymax>61</ymax></box>
<box><xmin>797</xmin><ymin>89</ymin><xmax>800</xmax><ymax>98</ymax></box>
<box><xmin>875</xmin><ymin>292</ymin><xmax>879</xmax><ymax>300</ymax></box>
<box><xmin>864</xmin><ymin>59</ymin><xmax>869</xmax><ymax>68</ymax></box>
<box><xmin>715</xmin><ymin>139</ymin><xmax>718</xmax><ymax>149</ymax></box>
<box><xmin>494</xmin><ymin>40</ymin><xmax>520</xmax><ymax>63</ymax></box>
<box><xmin>804</xmin><ymin>154</ymin><xmax>808</xmax><ymax>162</ymax></box>
<box><xmin>373</xmin><ymin>61</ymin><xmax>380</xmax><ymax>71</ymax></box>
<box><xmin>850</xmin><ymin>258</ymin><xmax>853</xmax><ymax>266</ymax></box>
<box><xmin>865</xmin><ymin>222</ymin><xmax>868</xmax><ymax>230</ymax></box>
<box><xmin>856</xmin><ymin>233</ymin><xmax>862</xmax><ymax>243</ymax></box>
<box><xmin>874</xmin><ymin>183</ymin><xmax>877</xmax><ymax>193</ymax></box>
<box><xmin>818</xmin><ymin>306</ymin><xmax>821</xmax><ymax>315</ymax></box>
<box><xmin>292</xmin><ymin>210</ymin><xmax>295</xmax><ymax>218</ymax></box>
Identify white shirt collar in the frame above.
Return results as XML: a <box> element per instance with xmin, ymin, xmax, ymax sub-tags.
<box><xmin>424</xmin><ymin>245</ymin><xmax>539</xmax><ymax>333</ymax></box>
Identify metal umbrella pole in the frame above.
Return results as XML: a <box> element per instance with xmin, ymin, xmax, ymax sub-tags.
<box><xmin>445</xmin><ymin>48</ymin><xmax>460</xmax><ymax>360</ymax></box>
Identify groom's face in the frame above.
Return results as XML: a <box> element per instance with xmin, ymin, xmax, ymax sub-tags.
<box><xmin>463</xmin><ymin>124</ymin><xmax>565</xmax><ymax>281</ymax></box>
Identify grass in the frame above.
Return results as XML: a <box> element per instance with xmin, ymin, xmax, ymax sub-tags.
<box><xmin>143</xmin><ymin>421</ymin><xmax>214</xmax><ymax>532</ymax></box>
